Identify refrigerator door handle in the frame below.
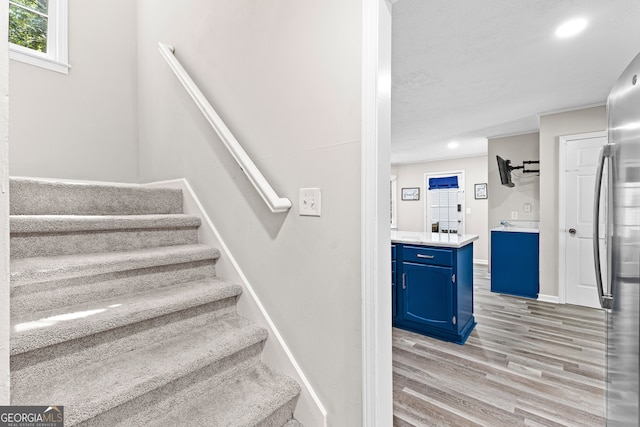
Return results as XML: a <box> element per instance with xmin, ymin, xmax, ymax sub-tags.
<box><xmin>593</xmin><ymin>144</ymin><xmax>613</xmax><ymax>309</ymax></box>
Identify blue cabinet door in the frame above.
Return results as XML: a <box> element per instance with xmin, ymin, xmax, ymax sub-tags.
<box><xmin>491</xmin><ymin>231</ymin><xmax>539</xmax><ymax>298</ymax></box>
<box><xmin>392</xmin><ymin>245</ymin><xmax>397</xmax><ymax>320</ymax></box>
<box><xmin>400</xmin><ymin>262</ymin><xmax>454</xmax><ymax>332</ymax></box>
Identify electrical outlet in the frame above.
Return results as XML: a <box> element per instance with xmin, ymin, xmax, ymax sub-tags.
<box><xmin>299</xmin><ymin>188</ymin><xmax>321</xmax><ymax>216</ymax></box>
<box><xmin>511</xmin><ymin>211</ymin><xmax>518</xmax><ymax>219</ymax></box>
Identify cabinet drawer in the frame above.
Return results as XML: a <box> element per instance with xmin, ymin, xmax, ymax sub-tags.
<box><xmin>403</xmin><ymin>245</ymin><xmax>452</xmax><ymax>267</ymax></box>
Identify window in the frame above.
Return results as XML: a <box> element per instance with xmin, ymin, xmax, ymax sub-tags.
<box><xmin>9</xmin><ymin>0</ymin><xmax>68</xmax><ymax>73</ymax></box>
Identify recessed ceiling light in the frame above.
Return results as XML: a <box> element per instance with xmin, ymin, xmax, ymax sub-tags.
<box><xmin>447</xmin><ymin>141</ymin><xmax>459</xmax><ymax>149</ymax></box>
<box><xmin>555</xmin><ymin>18</ymin><xmax>587</xmax><ymax>38</ymax></box>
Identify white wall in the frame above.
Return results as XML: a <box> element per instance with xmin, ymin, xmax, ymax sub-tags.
<box><xmin>0</xmin><ymin>0</ymin><xmax>10</xmax><ymax>404</ymax></box>
<box><xmin>487</xmin><ymin>132</ymin><xmax>540</xmax><ymax>228</ymax></box>
<box><xmin>393</xmin><ymin>155</ymin><xmax>489</xmax><ymax>262</ymax></box>
<box><xmin>539</xmin><ymin>106</ymin><xmax>606</xmax><ymax>298</ymax></box>
<box><xmin>9</xmin><ymin>0</ymin><xmax>139</xmax><ymax>182</ymax></box>
<box><xmin>136</xmin><ymin>1</ymin><xmax>364</xmax><ymax>425</ymax></box>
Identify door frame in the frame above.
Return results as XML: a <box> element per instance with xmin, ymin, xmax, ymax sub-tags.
<box><xmin>558</xmin><ymin>130</ymin><xmax>607</xmax><ymax>305</ymax></box>
<box><xmin>361</xmin><ymin>0</ymin><xmax>393</xmax><ymax>425</ymax></box>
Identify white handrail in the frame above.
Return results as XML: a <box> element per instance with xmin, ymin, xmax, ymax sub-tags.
<box><xmin>158</xmin><ymin>43</ymin><xmax>292</xmax><ymax>213</ymax></box>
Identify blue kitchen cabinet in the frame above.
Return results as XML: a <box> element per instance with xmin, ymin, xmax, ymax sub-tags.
<box><xmin>392</xmin><ymin>244</ymin><xmax>397</xmax><ymax>320</ymax></box>
<box><xmin>393</xmin><ymin>242</ymin><xmax>476</xmax><ymax>344</ymax></box>
<box><xmin>491</xmin><ymin>230</ymin><xmax>539</xmax><ymax>298</ymax></box>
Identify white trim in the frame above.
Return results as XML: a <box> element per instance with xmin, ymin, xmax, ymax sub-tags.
<box><xmin>390</xmin><ymin>175</ymin><xmax>397</xmax><ymax>229</ymax></box>
<box><xmin>0</xmin><ymin>0</ymin><xmax>10</xmax><ymax>402</ymax></box>
<box><xmin>558</xmin><ymin>131</ymin><xmax>607</xmax><ymax>306</ymax></box>
<box><xmin>144</xmin><ymin>179</ymin><xmax>327</xmax><ymax>427</ymax></box>
<box><xmin>538</xmin><ymin>102</ymin><xmax>606</xmax><ymax>121</ymax></box>
<box><xmin>537</xmin><ymin>294</ymin><xmax>561</xmax><ymax>304</ymax></box>
<box><xmin>473</xmin><ymin>259</ymin><xmax>489</xmax><ymax>266</ymax></box>
<box><xmin>9</xmin><ymin>0</ymin><xmax>69</xmax><ymax>74</ymax></box>
<box><xmin>362</xmin><ymin>0</ymin><xmax>393</xmax><ymax>425</ymax></box>
<box><xmin>157</xmin><ymin>43</ymin><xmax>291</xmax><ymax>214</ymax></box>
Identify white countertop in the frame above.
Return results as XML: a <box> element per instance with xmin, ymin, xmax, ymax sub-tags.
<box><xmin>491</xmin><ymin>227</ymin><xmax>539</xmax><ymax>234</ymax></box>
<box><xmin>391</xmin><ymin>230</ymin><xmax>479</xmax><ymax>248</ymax></box>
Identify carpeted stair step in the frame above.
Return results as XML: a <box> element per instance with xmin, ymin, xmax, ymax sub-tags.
<box><xmin>9</xmin><ymin>177</ymin><xmax>303</xmax><ymax>426</ymax></box>
<box><xmin>116</xmin><ymin>362</ymin><xmax>301</xmax><ymax>427</ymax></box>
<box><xmin>10</xmin><ymin>244</ymin><xmax>219</xmax><ymax>314</ymax></box>
<box><xmin>11</xmin><ymin>277</ymin><xmax>242</xmax><ymax>359</ymax></box>
<box><xmin>10</xmin><ymin>214</ymin><xmax>202</xmax><ymax>258</ymax></box>
<box><xmin>10</xmin><ymin>177</ymin><xmax>183</xmax><ymax>215</ymax></box>
<box><xmin>11</xmin><ymin>314</ymin><xmax>270</xmax><ymax>426</ymax></box>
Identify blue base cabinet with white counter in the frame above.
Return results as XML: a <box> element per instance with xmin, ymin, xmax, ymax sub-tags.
<box><xmin>392</xmin><ymin>238</ymin><xmax>476</xmax><ymax>345</ymax></box>
<box><xmin>490</xmin><ymin>229</ymin><xmax>539</xmax><ymax>299</ymax></box>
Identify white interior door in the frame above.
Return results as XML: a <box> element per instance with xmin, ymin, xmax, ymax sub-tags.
<box><xmin>424</xmin><ymin>171</ymin><xmax>464</xmax><ymax>234</ymax></box>
<box><xmin>563</xmin><ymin>134</ymin><xmax>607</xmax><ymax>308</ymax></box>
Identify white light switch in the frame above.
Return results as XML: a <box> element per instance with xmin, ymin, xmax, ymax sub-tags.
<box><xmin>523</xmin><ymin>203</ymin><xmax>532</xmax><ymax>213</ymax></box>
<box><xmin>466</xmin><ymin>208</ymin><xmax>471</xmax><ymax>215</ymax></box>
<box><xmin>299</xmin><ymin>188</ymin><xmax>321</xmax><ymax>216</ymax></box>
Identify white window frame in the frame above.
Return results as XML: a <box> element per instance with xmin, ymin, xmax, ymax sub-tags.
<box><xmin>9</xmin><ymin>0</ymin><xmax>69</xmax><ymax>74</ymax></box>
<box><xmin>390</xmin><ymin>175</ymin><xmax>398</xmax><ymax>229</ymax></box>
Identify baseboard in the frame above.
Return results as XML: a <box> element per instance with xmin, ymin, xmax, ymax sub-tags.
<box><xmin>537</xmin><ymin>294</ymin><xmax>561</xmax><ymax>304</ymax></box>
<box><xmin>473</xmin><ymin>259</ymin><xmax>488</xmax><ymax>266</ymax></box>
<box><xmin>144</xmin><ymin>178</ymin><xmax>327</xmax><ymax>427</ymax></box>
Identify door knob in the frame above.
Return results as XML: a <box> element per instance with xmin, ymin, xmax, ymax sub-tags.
<box><xmin>569</xmin><ymin>228</ymin><xmax>576</xmax><ymax>235</ymax></box>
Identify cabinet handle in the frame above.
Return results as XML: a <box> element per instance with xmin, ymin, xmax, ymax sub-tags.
<box><xmin>417</xmin><ymin>254</ymin><xmax>435</xmax><ymax>259</ymax></box>
<box><xmin>402</xmin><ymin>273</ymin><xmax>406</xmax><ymax>290</ymax></box>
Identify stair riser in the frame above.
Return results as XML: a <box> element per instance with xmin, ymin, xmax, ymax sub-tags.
<box><xmin>11</xmin><ymin>260</ymin><xmax>216</xmax><ymax>316</ymax></box>
<box><xmin>71</xmin><ymin>343</ymin><xmax>265</xmax><ymax>426</ymax></box>
<box><xmin>11</xmin><ymin>296</ymin><xmax>240</xmax><ymax>371</ymax></box>
<box><xmin>258</xmin><ymin>397</ymin><xmax>299</xmax><ymax>427</ymax></box>
<box><xmin>10</xmin><ymin>179</ymin><xmax>183</xmax><ymax>215</ymax></box>
<box><xmin>11</xmin><ymin>227</ymin><xmax>200</xmax><ymax>258</ymax></box>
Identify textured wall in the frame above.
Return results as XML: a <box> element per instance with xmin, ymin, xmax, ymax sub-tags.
<box><xmin>136</xmin><ymin>1</ymin><xmax>364</xmax><ymax>424</ymax></box>
<box><xmin>9</xmin><ymin>0</ymin><xmax>139</xmax><ymax>182</ymax></box>
<box><xmin>393</xmin><ymin>155</ymin><xmax>489</xmax><ymax>262</ymax></box>
<box><xmin>539</xmin><ymin>106</ymin><xmax>606</xmax><ymax>298</ymax></box>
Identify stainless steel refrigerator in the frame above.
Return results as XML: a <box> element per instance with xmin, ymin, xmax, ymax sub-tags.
<box><xmin>594</xmin><ymin>51</ymin><xmax>640</xmax><ymax>426</ymax></box>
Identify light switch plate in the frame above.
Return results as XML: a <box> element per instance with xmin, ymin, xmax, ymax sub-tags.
<box><xmin>523</xmin><ymin>203</ymin><xmax>532</xmax><ymax>213</ymax></box>
<box><xmin>299</xmin><ymin>188</ymin><xmax>321</xmax><ymax>216</ymax></box>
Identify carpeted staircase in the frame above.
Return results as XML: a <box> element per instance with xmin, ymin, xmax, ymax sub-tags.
<box><xmin>9</xmin><ymin>177</ymin><xmax>302</xmax><ymax>426</ymax></box>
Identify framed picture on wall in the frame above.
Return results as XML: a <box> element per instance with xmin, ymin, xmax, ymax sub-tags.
<box><xmin>474</xmin><ymin>183</ymin><xmax>488</xmax><ymax>199</ymax></box>
<box><xmin>401</xmin><ymin>187</ymin><xmax>420</xmax><ymax>201</ymax></box>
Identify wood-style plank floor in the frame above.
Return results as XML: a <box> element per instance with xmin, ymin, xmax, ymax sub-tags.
<box><xmin>393</xmin><ymin>265</ymin><xmax>606</xmax><ymax>427</ymax></box>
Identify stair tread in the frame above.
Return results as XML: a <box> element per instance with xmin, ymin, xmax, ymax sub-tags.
<box><xmin>11</xmin><ymin>278</ymin><xmax>242</xmax><ymax>355</ymax></box>
<box><xmin>12</xmin><ymin>315</ymin><xmax>269</xmax><ymax>425</ymax></box>
<box><xmin>129</xmin><ymin>362</ymin><xmax>300</xmax><ymax>427</ymax></box>
<box><xmin>10</xmin><ymin>178</ymin><xmax>183</xmax><ymax>215</ymax></box>
<box><xmin>10</xmin><ymin>214</ymin><xmax>201</xmax><ymax>233</ymax></box>
<box><xmin>10</xmin><ymin>244</ymin><xmax>219</xmax><ymax>287</ymax></box>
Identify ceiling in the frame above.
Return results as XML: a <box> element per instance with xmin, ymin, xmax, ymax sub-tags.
<box><xmin>391</xmin><ymin>0</ymin><xmax>640</xmax><ymax>164</ymax></box>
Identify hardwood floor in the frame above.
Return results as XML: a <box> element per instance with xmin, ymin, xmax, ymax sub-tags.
<box><xmin>393</xmin><ymin>265</ymin><xmax>606</xmax><ymax>427</ymax></box>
